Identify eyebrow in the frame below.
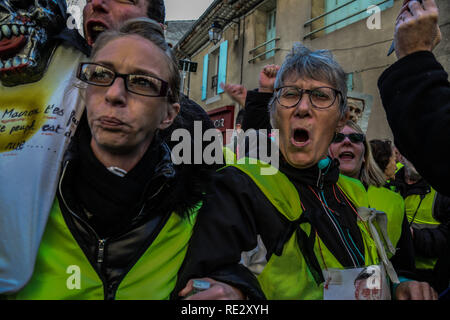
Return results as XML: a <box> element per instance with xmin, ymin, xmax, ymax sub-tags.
<box><xmin>94</xmin><ymin>61</ymin><xmax>161</xmax><ymax>78</ymax></box>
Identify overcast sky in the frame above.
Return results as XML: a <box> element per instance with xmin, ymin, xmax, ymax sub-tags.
<box><xmin>165</xmin><ymin>0</ymin><xmax>215</xmax><ymax>21</ymax></box>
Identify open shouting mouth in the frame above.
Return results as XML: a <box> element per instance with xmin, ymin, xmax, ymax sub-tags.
<box><xmin>291</xmin><ymin>128</ymin><xmax>311</xmax><ymax>148</ymax></box>
<box><xmin>85</xmin><ymin>20</ymin><xmax>109</xmax><ymax>46</ymax></box>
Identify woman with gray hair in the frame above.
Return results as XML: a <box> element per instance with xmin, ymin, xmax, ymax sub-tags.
<box><xmin>182</xmin><ymin>43</ymin><xmax>437</xmax><ymax>300</ymax></box>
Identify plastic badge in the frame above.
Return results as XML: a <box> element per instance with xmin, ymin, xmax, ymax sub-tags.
<box><xmin>323</xmin><ymin>264</ymin><xmax>391</xmax><ymax>300</ymax></box>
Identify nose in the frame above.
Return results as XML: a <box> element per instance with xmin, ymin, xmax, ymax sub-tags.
<box><xmin>342</xmin><ymin>135</ymin><xmax>353</xmax><ymax>145</ymax></box>
<box><xmin>293</xmin><ymin>91</ymin><xmax>312</xmax><ymax>117</ymax></box>
<box><xmin>90</xmin><ymin>0</ymin><xmax>108</xmax><ymax>13</ymax></box>
<box><xmin>104</xmin><ymin>77</ymin><xmax>127</xmax><ymax>107</ymax></box>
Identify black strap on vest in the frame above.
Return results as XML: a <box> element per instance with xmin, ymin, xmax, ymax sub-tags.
<box><xmin>295</xmin><ymin>218</ymin><xmax>325</xmax><ymax>286</ymax></box>
<box><xmin>273</xmin><ymin>216</ymin><xmax>325</xmax><ymax>287</ymax></box>
<box><xmin>408</xmin><ymin>194</ymin><xmax>426</xmax><ymax>227</ymax></box>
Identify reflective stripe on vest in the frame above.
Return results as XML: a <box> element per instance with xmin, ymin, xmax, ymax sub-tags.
<box><xmin>11</xmin><ymin>198</ymin><xmax>199</xmax><ymax>300</ymax></box>
<box><xmin>367</xmin><ymin>185</ymin><xmax>405</xmax><ymax>251</ymax></box>
<box><xmin>404</xmin><ymin>187</ymin><xmax>439</xmax><ymax>270</ymax></box>
<box><xmin>228</xmin><ymin>160</ymin><xmax>382</xmax><ymax>300</ymax></box>
<box><xmin>405</xmin><ymin>188</ymin><xmax>439</xmax><ymax>226</ymax></box>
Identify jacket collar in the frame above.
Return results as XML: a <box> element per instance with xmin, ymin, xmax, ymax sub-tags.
<box><xmin>279</xmin><ymin>156</ymin><xmax>340</xmax><ymax>190</ymax></box>
<box><xmin>391</xmin><ymin>167</ymin><xmax>431</xmax><ymax>198</ymax></box>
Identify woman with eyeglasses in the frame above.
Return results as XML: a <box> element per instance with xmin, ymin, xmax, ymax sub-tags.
<box><xmin>8</xmin><ymin>18</ymin><xmax>263</xmax><ymax>300</ymax></box>
<box><xmin>177</xmin><ymin>43</ymin><xmax>436</xmax><ymax>300</ymax></box>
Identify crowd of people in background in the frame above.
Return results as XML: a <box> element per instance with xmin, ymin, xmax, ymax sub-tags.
<box><xmin>0</xmin><ymin>0</ymin><xmax>448</xmax><ymax>301</ymax></box>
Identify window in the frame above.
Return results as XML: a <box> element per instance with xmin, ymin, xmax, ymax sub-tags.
<box><xmin>201</xmin><ymin>41</ymin><xmax>228</xmax><ymax>101</ymax></box>
<box><xmin>248</xmin><ymin>1</ymin><xmax>279</xmax><ymax>63</ymax></box>
<box><xmin>324</xmin><ymin>0</ymin><xmax>394</xmax><ymax>33</ymax></box>
<box><xmin>346</xmin><ymin>72</ymin><xmax>354</xmax><ymax>92</ymax></box>
<box><xmin>265</xmin><ymin>9</ymin><xmax>276</xmax><ymax>59</ymax></box>
<box><xmin>209</xmin><ymin>50</ymin><xmax>220</xmax><ymax>98</ymax></box>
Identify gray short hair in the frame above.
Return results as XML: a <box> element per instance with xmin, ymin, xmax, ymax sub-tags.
<box><xmin>91</xmin><ymin>17</ymin><xmax>180</xmax><ymax>103</ymax></box>
<box><xmin>269</xmin><ymin>43</ymin><xmax>348</xmax><ymax>128</ymax></box>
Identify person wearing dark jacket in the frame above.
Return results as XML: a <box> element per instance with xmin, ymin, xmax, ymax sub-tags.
<box><xmin>388</xmin><ymin>158</ymin><xmax>450</xmax><ymax>295</ymax></box>
<box><xmin>6</xmin><ymin>18</ymin><xmax>262</xmax><ymax>300</ymax></box>
<box><xmin>378</xmin><ymin>0</ymin><xmax>449</xmax><ymax>196</ymax></box>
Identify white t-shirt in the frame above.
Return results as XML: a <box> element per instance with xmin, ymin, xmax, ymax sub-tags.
<box><xmin>0</xmin><ymin>44</ymin><xmax>86</xmax><ymax>293</ymax></box>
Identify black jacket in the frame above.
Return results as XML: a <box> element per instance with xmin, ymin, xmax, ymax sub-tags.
<box><xmin>378</xmin><ymin>51</ymin><xmax>450</xmax><ymax>197</ymax></box>
<box><xmin>242</xmin><ymin>89</ymin><xmax>274</xmax><ymax>132</ymax></box>
<box><xmin>389</xmin><ymin>168</ymin><xmax>450</xmax><ymax>292</ymax></box>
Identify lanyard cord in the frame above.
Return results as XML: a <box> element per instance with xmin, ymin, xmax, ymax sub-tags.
<box><xmin>408</xmin><ymin>194</ymin><xmax>426</xmax><ymax>227</ymax></box>
<box><xmin>316</xmin><ymin>229</ymin><xmax>328</xmax><ymax>271</ymax></box>
<box><xmin>308</xmin><ymin>185</ymin><xmax>360</xmax><ymax>267</ymax></box>
<box><xmin>336</xmin><ymin>185</ymin><xmax>370</xmax><ymax>234</ymax></box>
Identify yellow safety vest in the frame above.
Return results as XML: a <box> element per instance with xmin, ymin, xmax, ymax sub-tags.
<box><xmin>10</xmin><ymin>198</ymin><xmax>199</xmax><ymax>300</ymax></box>
<box><xmin>367</xmin><ymin>185</ymin><xmax>405</xmax><ymax>250</ymax></box>
<box><xmin>229</xmin><ymin>160</ymin><xmax>396</xmax><ymax>300</ymax></box>
<box><xmin>405</xmin><ymin>187</ymin><xmax>440</xmax><ymax>270</ymax></box>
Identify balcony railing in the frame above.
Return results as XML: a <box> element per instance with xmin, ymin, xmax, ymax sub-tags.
<box><xmin>248</xmin><ymin>37</ymin><xmax>280</xmax><ymax>63</ymax></box>
<box><xmin>303</xmin><ymin>0</ymin><xmax>392</xmax><ymax>39</ymax></box>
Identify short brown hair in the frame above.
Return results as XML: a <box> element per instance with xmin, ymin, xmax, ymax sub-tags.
<box><xmin>369</xmin><ymin>139</ymin><xmax>394</xmax><ymax>174</ymax></box>
<box><xmin>91</xmin><ymin>17</ymin><xmax>180</xmax><ymax>103</ymax></box>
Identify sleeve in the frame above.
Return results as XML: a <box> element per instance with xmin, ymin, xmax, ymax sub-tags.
<box><xmin>413</xmin><ymin>221</ymin><xmax>450</xmax><ymax>258</ymax></box>
<box><xmin>378</xmin><ymin>51</ymin><xmax>450</xmax><ymax>197</ymax></box>
<box><xmin>390</xmin><ymin>214</ymin><xmax>416</xmax><ymax>275</ymax></box>
<box><xmin>242</xmin><ymin>89</ymin><xmax>274</xmax><ymax>131</ymax></box>
<box><xmin>173</xmin><ymin>167</ymin><xmax>287</xmax><ymax>300</ymax></box>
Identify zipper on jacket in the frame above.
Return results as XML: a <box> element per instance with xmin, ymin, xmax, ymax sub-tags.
<box><xmin>317</xmin><ymin>167</ymin><xmax>325</xmax><ymax>191</ymax></box>
<box><xmin>97</xmin><ymin>239</ymin><xmax>106</xmax><ymax>264</ymax></box>
<box><xmin>59</xmin><ymin>161</ymin><xmax>113</xmax><ymax>297</ymax></box>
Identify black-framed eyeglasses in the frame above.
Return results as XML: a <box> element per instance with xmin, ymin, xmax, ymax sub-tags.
<box><xmin>275</xmin><ymin>86</ymin><xmax>341</xmax><ymax>109</ymax></box>
<box><xmin>77</xmin><ymin>62</ymin><xmax>170</xmax><ymax>97</ymax></box>
<box><xmin>332</xmin><ymin>132</ymin><xmax>365</xmax><ymax>144</ymax></box>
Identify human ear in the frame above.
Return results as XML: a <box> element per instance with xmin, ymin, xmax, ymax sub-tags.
<box><xmin>159</xmin><ymin>102</ymin><xmax>180</xmax><ymax>130</ymax></box>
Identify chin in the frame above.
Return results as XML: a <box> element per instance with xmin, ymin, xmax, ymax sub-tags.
<box><xmin>285</xmin><ymin>152</ymin><xmax>316</xmax><ymax>169</ymax></box>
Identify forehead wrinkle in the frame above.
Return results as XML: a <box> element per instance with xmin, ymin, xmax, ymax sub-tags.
<box><xmin>93</xmin><ymin>37</ymin><xmax>169</xmax><ymax>80</ymax></box>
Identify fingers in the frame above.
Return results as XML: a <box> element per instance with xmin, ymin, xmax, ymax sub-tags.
<box><xmin>407</xmin><ymin>0</ymin><xmax>425</xmax><ymax>16</ymax></box>
<box><xmin>421</xmin><ymin>282</ymin><xmax>438</xmax><ymax>300</ymax></box>
<box><xmin>422</xmin><ymin>0</ymin><xmax>438</xmax><ymax>11</ymax></box>
<box><xmin>185</xmin><ymin>283</ymin><xmax>226</xmax><ymax>300</ymax></box>
<box><xmin>179</xmin><ymin>277</ymin><xmax>216</xmax><ymax>299</ymax></box>
<box><xmin>180</xmin><ymin>278</ymin><xmax>245</xmax><ymax>300</ymax></box>
<box><xmin>415</xmin><ymin>281</ymin><xmax>438</xmax><ymax>300</ymax></box>
<box><xmin>178</xmin><ymin>279</ymin><xmax>196</xmax><ymax>297</ymax></box>
<box><xmin>396</xmin><ymin>281</ymin><xmax>438</xmax><ymax>300</ymax></box>
<box><xmin>262</xmin><ymin>64</ymin><xmax>280</xmax><ymax>78</ymax></box>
